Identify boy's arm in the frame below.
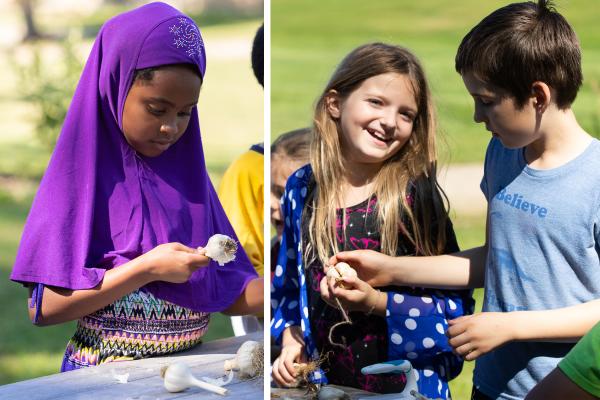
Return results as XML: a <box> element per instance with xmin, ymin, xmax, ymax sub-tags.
<box><xmin>510</xmin><ymin>299</ymin><xmax>600</xmax><ymax>342</ymax></box>
<box><xmin>329</xmin><ymin>245</ymin><xmax>488</xmax><ymax>290</ymax></box>
<box><xmin>448</xmin><ymin>299</ymin><xmax>600</xmax><ymax>361</ymax></box>
<box><xmin>331</xmin><ymin>211</ymin><xmax>490</xmax><ymax>290</ymax></box>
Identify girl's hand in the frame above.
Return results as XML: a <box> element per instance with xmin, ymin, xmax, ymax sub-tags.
<box><xmin>140</xmin><ymin>242</ymin><xmax>210</xmax><ymax>283</ymax></box>
<box><xmin>272</xmin><ymin>326</ymin><xmax>307</xmax><ymax>387</ymax></box>
<box><xmin>320</xmin><ymin>274</ymin><xmax>381</xmax><ymax>313</ymax></box>
<box><xmin>447</xmin><ymin>312</ymin><xmax>515</xmax><ymax>361</ymax></box>
<box><xmin>327</xmin><ymin>250</ymin><xmax>396</xmax><ymax>287</ymax></box>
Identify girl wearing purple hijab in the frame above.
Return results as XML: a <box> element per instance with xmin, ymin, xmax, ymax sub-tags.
<box><xmin>10</xmin><ymin>2</ymin><xmax>262</xmax><ymax>371</ymax></box>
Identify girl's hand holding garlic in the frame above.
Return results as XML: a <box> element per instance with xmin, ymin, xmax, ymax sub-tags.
<box><xmin>139</xmin><ymin>242</ymin><xmax>211</xmax><ymax>284</ymax></box>
<box><xmin>321</xmin><ymin>263</ymin><xmax>387</xmax><ymax>316</ymax></box>
<box><xmin>140</xmin><ymin>234</ymin><xmax>237</xmax><ymax>285</ymax></box>
<box><xmin>272</xmin><ymin>326</ymin><xmax>307</xmax><ymax>388</ymax></box>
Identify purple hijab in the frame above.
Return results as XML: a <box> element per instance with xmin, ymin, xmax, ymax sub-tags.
<box><xmin>10</xmin><ymin>2</ymin><xmax>258</xmax><ymax>312</ymax></box>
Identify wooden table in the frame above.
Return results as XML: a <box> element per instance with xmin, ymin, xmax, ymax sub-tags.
<box><xmin>272</xmin><ymin>386</ymin><xmax>423</xmax><ymax>400</ymax></box>
<box><xmin>271</xmin><ymin>385</ymin><xmax>377</xmax><ymax>399</ymax></box>
<box><xmin>0</xmin><ymin>332</ymin><xmax>263</xmax><ymax>400</ymax></box>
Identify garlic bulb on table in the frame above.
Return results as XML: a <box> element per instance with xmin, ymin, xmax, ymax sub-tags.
<box><xmin>203</xmin><ymin>234</ymin><xmax>238</xmax><ymax>266</ymax></box>
<box><xmin>223</xmin><ymin>340</ymin><xmax>263</xmax><ymax>379</ymax></box>
<box><xmin>160</xmin><ymin>362</ymin><xmax>228</xmax><ymax>395</ymax></box>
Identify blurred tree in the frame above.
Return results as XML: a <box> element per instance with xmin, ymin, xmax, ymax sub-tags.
<box><xmin>18</xmin><ymin>0</ymin><xmax>42</xmax><ymax>41</ymax></box>
<box><xmin>17</xmin><ymin>32</ymin><xmax>83</xmax><ymax>151</ymax></box>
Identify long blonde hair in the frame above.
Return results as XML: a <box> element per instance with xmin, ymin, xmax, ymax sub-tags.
<box><xmin>307</xmin><ymin>43</ymin><xmax>450</xmax><ymax>267</ymax></box>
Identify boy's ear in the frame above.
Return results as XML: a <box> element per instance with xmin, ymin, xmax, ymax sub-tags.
<box><xmin>325</xmin><ymin>90</ymin><xmax>341</xmax><ymax>119</ymax></box>
<box><xmin>531</xmin><ymin>81</ymin><xmax>551</xmax><ymax>112</ymax></box>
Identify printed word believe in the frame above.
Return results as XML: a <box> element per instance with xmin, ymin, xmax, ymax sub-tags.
<box><xmin>495</xmin><ymin>189</ymin><xmax>548</xmax><ymax>218</ymax></box>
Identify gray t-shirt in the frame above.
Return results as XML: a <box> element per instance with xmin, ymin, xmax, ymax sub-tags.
<box><xmin>474</xmin><ymin>138</ymin><xmax>600</xmax><ymax>399</ymax></box>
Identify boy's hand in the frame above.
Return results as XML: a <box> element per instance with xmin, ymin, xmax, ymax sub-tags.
<box><xmin>140</xmin><ymin>242</ymin><xmax>210</xmax><ymax>283</ymax></box>
<box><xmin>447</xmin><ymin>312</ymin><xmax>515</xmax><ymax>361</ymax></box>
<box><xmin>327</xmin><ymin>250</ymin><xmax>396</xmax><ymax>287</ymax></box>
<box><xmin>320</xmin><ymin>274</ymin><xmax>380</xmax><ymax>313</ymax></box>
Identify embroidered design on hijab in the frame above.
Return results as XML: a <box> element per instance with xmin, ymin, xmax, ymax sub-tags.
<box><xmin>169</xmin><ymin>17</ymin><xmax>204</xmax><ymax>60</ymax></box>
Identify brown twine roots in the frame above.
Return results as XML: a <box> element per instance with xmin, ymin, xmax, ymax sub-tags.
<box><xmin>327</xmin><ymin>297</ymin><xmax>352</xmax><ymax>349</ymax></box>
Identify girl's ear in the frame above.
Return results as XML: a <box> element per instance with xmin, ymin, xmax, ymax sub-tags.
<box><xmin>530</xmin><ymin>81</ymin><xmax>551</xmax><ymax>113</ymax></box>
<box><xmin>325</xmin><ymin>90</ymin><xmax>341</xmax><ymax>119</ymax></box>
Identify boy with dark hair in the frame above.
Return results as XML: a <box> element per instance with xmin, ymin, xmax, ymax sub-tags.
<box><xmin>329</xmin><ymin>1</ymin><xmax>600</xmax><ymax>399</ymax></box>
<box><xmin>251</xmin><ymin>24</ymin><xmax>264</xmax><ymax>87</ymax></box>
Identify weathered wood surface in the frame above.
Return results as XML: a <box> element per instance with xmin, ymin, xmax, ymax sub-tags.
<box><xmin>271</xmin><ymin>385</ymin><xmax>377</xmax><ymax>399</ymax></box>
<box><xmin>0</xmin><ymin>332</ymin><xmax>263</xmax><ymax>400</ymax></box>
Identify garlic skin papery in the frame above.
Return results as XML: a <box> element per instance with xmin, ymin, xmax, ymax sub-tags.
<box><xmin>204</xmin><ymin>234</ymin><xmax>238</xmax><ymax>266</ymax></box>
<box><xmin>326</xmin><ymin>262</ymin><xmax>358</xmax><ymax>288</ymax></box>
<box><xmin>223</xmin><ymin>340</ymin><xmax>263</xmax><ymax>379</ymax></box>
<box><xmin>161</xmin><ymin>362</ymin><xmax>228</xmax><ymax>396</ymax></box>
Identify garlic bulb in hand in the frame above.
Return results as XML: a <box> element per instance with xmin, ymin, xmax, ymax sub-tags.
<box><xmin>161</xmin><ymin>362</ymin><xmax>228</xmax><ymax>395</ymax></box>
<box><xmin>223</xmin><ymin>340</ymin><xmax>263</xmax><ymax>379</ymax></box>
<box><xmin>204</xmin><ymin>234</ymin><xmax>238</xmax><ymax>266</ymax></box>
<box><xmin>326</xmin><ymin>262</ymin><xmax>357</xmax><ymax>289</ymax></box>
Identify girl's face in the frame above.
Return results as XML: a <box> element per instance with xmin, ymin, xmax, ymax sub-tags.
<box><xmin>327</xmin><ymin>72</ymin><xmax>418</xmax><ymax>166</ymax></box>
<box><xmin>122</xmin><ymin>65</ymin><xmax>201</xmax><ymax>157</ymax></box>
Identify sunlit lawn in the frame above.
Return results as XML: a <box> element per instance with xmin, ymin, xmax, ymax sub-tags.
<box><xmin>271</xmin><ymin>0</ymin><xmax>600</xmax><ymax>161</ymax></box>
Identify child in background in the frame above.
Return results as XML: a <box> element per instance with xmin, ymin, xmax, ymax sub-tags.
<box><xmin>271</xmin><ymin>43</ymin><xmax>473</xmax><ymax>398</ymax></box>
<box><xmin>218</xmin><ymin>24</ymin><xmax>264</xmax><ymax>335</ymax></box>
<box><xmin>331</xmin><ymin>1</ymin><xmax>600</xmax><ymax>399</ymax></box>
<box><xmin>270</xmin><ymin>127</ymin><xmax>311</xmax><ymax>270</ymax></box>
<box><xmin>219</xmin><ymin>24</ymin><xmax>264</xmax><ymax>278</ymax></box>
<box><xmin>270</xmin><ymin>128</ymin><xmax>310</xmax><ymax>357</ymax></box>
<box><xmin>10</xmin><ymin>2</ymin><xmax>262</xmax><ymax>371</ymax></box>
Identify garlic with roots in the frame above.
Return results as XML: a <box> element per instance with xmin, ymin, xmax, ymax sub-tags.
<box><xmin>325</xmin><ymin>262</ymin><xmax>357</xmax><ymax>348</ymax></box>
<box><xmin>326</xmin><ymin>262</ymin><xmax>357</xmax><ymax>289</ymax></box>
<box><xmin>289</xmin><ymin>361</ymin><xmax>319</xmax><ymax>388</ymax></box>
<box><xmin>223</xmin><ymin>340</ymin><xmax>263</xmax><ymax>379</ymax></box>
<box><xmin>160</xmin><ymin>362</ymin><xmax>228</xmax><ymax>395</ymax></box>
<box><xmin>203</xmin><ymin>234</ymin><xmax>238</xmax><ymax>266</ymax></box>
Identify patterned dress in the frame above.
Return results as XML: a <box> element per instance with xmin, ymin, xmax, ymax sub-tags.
<box><xmin>271</xmin><ymin>164</ymin><xmax>474</xmax><ymax>399</ymax></box>
<box><xmin>60</xmin><ymin>288</ymin><xmax>209</xmax><ymax>371</ymax></box>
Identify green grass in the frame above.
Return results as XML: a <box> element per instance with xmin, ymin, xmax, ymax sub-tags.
<box><xmin>271</xmin><ymin>0</ymin><xmax>600</xmax><ymax>162</ymax></box>
<box><xmin>0</xmin><ymin>192</ymin><xmax>76</xmax><ymax>384</ymax></box>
